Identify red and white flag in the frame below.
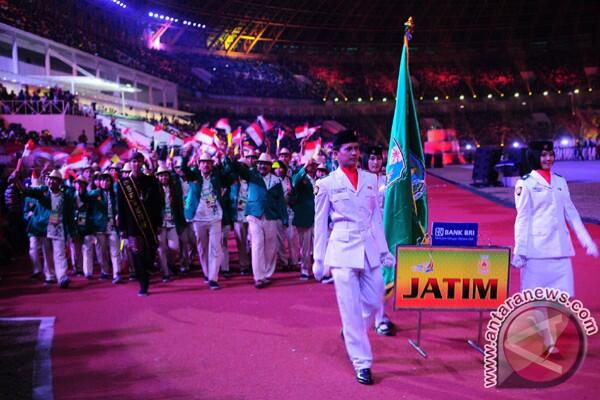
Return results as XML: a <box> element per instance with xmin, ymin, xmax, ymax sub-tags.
<box><xmin>302</xmin><ymin>138</ymin><xmax>322</xmax><ymax>162</ymax></box>
<box><xmin>195</xmin><ymin>127</ymin><xmax>217</xmax><ymax>145</ymax></box>
<box><xmin>22</xmin><ymin>139</ymin><xmax>36</xmax><ymax>157</ymax></box>
<box><xmin>230</xmin><ymin>127</ymin><xmax>243</xmax><ymax>145</ymax></box>
<box><xmin>154</xmin><ymin>124</ymin><xmax>164</xmax><ymax>132</ymax></box>
<box><xmin>98</xmin><ymin>137</ymin><xmax>113</xmax><ymax>155</ymax></box>
<box><xmin>257</xmin><ymin>115</ymin><xmax>273</xmax><ymax>132</ymax></box>
<box><xmin>245</xmin><ymin>122</ymin><xmax>264</xmax><ymax>147</ymax></box>
<box><xmin>295</xmin><ymin>124</ymin><xmax>319</xmax><ymax>139</ymax></box>
<box><xmin>100</xmin><ymin>157</ymin><xmax>112</xmax><ymax>169</ymax></box>
<box><xmin>65</xmin><ymin>153</ymin><xmax>89</xmax><ymax>170</ymax></box>
<box><xmin>215</xmin><ymin>118</ymin><xmax>231</xmax><ymax>134</ymax></box>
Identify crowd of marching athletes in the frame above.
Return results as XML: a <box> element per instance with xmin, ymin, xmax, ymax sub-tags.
<box><xmin>2</xmin><ymin>134</ymin><xmax>394</xmax><ymax>329</ymax></box>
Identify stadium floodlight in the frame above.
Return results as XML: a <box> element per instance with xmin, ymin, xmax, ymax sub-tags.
<box><xmin>472</xmin><ymin>94</ymin><xmax>477</xmax><ymax>99</ymax></box>
<box><xmin>459</xmin><ymin>94</ymin><xmax>465</xmax><ymax>100</ymax></box>
<box><xmin>514</xmin><ymin>92</ymin><xmax>519</xmax><ymax>97</ymax></box>
<box><xmin>465</xmin><ymin>144</ymin><xmax>473</xmax><ymax>150</ymax></box>
<box><xmin>560</xmin><ymin>138</ymin><xmax>569</xmax><ymax>146</ymax></box>
<box><xmin>159</xmin><ymin>15</ymin><xmax>164</xmax><ymax>19</ymax></box>
<box><xmin>175</xmin><ymin>19</ymin><xmax>178</xmax><ymax>22</ymax></box>
<box><xmin>358</xmin><ymin>97</ymin><xmax>362</xmax><ymax>102</ymax></box>
<box><xmin>543</xmin><ymin>90</ymin><xmax>549</xmax><ymax>96</ymax></box>
<box><xmin>512</xmin><ymin>142</ymin><xmax>520</xmax><ymax>148</ymax></box>
<box><xmin>574</xmin><ymin>88</ymin><xmax>580</xmax><ymax>94</ymax></box>
<box><xmin>334</xmin><ymin>97</ymin><xmax>339</xmax><ymax>102</ymax></box>
<box><xmin>202</xmin><ymin>24</ymin><xmax>206</xmax><ymax>28</ymax></box>
<box><xmin>589</xmin><ymin>88</ymin><xmax>593</xmax><ymax>92</ymax></box>
<box><xmin>459</xmin><ymin>104</ymin><xmax>465</xmax><ymax>109</ymax></box>
<box><xmin>487</xmin><ymin>94</ymin><xmax>493</xmax><ymax>99</ymax></box>
<box><xmin>183</xmin><ymin>20</ymin><xmax>188</xmax><ymax>24</ymax></box>
<box><xmin>434</xmin><ymin>96</ymin><xmax>439</xmax><ymax>101</ymax></box>
<box><xmin>148</xmin><ymin>12</ymin><xmax>153</xmax><ymax>17</ymax></box>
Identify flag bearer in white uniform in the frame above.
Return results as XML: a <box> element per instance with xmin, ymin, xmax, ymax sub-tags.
<box><xmin>313</xmin><ymin>130</ymin><xmax>390</xmax><ymax>385</ymax></box>
<box><xmin>513</xmin><ymin>140</ymin><xmax>598</xmax><ymax>356</ymax></box>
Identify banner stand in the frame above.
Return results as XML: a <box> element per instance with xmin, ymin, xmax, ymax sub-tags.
<box><xmin>466</xmin><ymin>311</ymin><xmax>485</xmax><ymax>355</ymax></box>
<box><xmin>408</xmin><ymin>311</ymin><xmax>428</xmax><ymax>358</ymax></box>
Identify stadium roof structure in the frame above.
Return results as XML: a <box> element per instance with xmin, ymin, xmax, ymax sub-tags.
<box><xmin>141</xmin><ymin>0</ymin><xmax>600</xmax><ymax>55</ymax></box>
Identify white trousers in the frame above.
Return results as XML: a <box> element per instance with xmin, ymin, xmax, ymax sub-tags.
<box><xmin>50</xmin><ymin>237</ymin><xmax>68</xmax><ymax>283</ymax></box>
<box><xmin>69</xmin><ymin>237</ymin><xmax>82</xmax><ymax>272</ymax></box>
<box><xmin>158</xmin><ymin>226</ymin><xmax>180</xmax><ymax>277</ymax></box>
<box><xmin>221</xmin><ymin>225</ymin><xmax>231</xmax><ymax>272</ymax></box>
<box><xmin>179</xmin><ymin>223</ymin><xmax>195</xmax><ymax>270</ymax></box>
<box><xmin>193</xmin><ymin>220</ymin><xmax>222</xmax><ymax>282</ymax></box>
<box><xmin>29</xmin><ymin>236</ymin><xmax>53</xmax><ymax>277</ymax></box>
<box><xmin>296</xmin><ymin>226</ymin><xmax>314</xmax><ymax>275</ymax></box>
<box><xmin>247</xmin><ymin>216</ymin><xmax>279</xmax><ymax>282</ymax></box>
<box><xmin>332</xmin><ymin>258</ymin><xmax>384</xmax><ymax>370</ymax></box>
<box><xmin>81</xmin><ymin>234</ymin><xmax>96</xmax><ymax>277</ymax></box>
<box><xmin>277</xmin><ymin>222</ymin><xmax>299</xmax><ymax>267</ymax></box>
<box><xmin>233</xmin><ymin>221</ymin><xmax>250</xmax><ymax>268</ymax></box>
<box><xmin>97</xmin><ymin>231</ymin><xmax>121</xmax><ymax>278</ymax></box>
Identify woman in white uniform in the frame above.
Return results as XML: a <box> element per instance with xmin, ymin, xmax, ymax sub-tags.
<box><xmin>512</xmin><ymin>140</ymin><xmax>598</xmax><ymax>353</ymax></box>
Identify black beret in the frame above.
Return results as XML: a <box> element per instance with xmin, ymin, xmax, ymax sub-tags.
<box><xmin>527</xmin><ymin>141</ymin><xmax>554</xmax><ymax>152</ymax></box>
<box><xmin>333</xmin><ymin>129</ymin><xmax>359</xmax><ymax>149</ymax></box>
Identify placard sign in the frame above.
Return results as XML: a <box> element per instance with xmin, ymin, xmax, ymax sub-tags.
<box><xmin>394</xmin><ymin>246</ymin><xmax>510</xmax><ymax>310</ymax></box>
<box><xmin>432</xmin><ymin>222</ymin><xmax>478</xmax><ymax>247</ymax></box>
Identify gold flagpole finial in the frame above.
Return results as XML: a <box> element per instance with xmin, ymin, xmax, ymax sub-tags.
<box><xmin>404</xmin><ymin>17</ymin><xmax>415</xmax><ymax>36</ymax></box>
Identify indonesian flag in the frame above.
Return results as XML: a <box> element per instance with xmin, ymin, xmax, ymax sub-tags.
<box><xmin>245</xmin><ymin>122</ymin><xmax>264</xmax><ymax>147</ymax></box>
<box><xmin>295</xmin><ymin>124</ymin><xmax>307</xmax><ymax>139</ymax></box>
<box><xmin>302</xmin><ymin>138</ymin><xmax>322</xmax><ymax>162</ymax></box>
<box><xmin>195</xmin><ymin>127</ymin><xmax>217</xmax><ymax>145</ymax></box>
<box><xmin>257</xmin><ymin>115</ymin><xmax>273</xmax><ymax>132</ymax></box>
<box><xmin>100</xmin><ymin>157</ymin><xmax>112</xmax><ymax>169</ymax></box>
<box><xmin>215</xmin><ymin>118</ymin><xmax>231</xmax><ymax>134</ymax></box>
<box><xmin>154</xmin><ymin>124</ymin><xmax>164</xmax><ymax>132</ymax></box>
<box><xmin>52</xmin><ymin>151</ymin><xmax>70</xmax><ymax>164</ymax></box>
<box><xmin>295</xmin><ymin>125</ymin><xmax>320</xmax><ymax>140</ymax></box>
<box><xmin>98</xmin><ymin>137</ymin><xmax>113</xmax><ymax>155</ymax></box>
<box><xmin>65</xmin><ymin>153</ymin><xmax>89</xmax><ymax>170</ymax></box>
<box><xmin>32</xmin><ymin>147</ymin><xmax>54</xmax><ymax>161</ymax></box>
<box><xmin>230</xmin><ymin>127</ymin><xmax>243</xmax><ymax>145</ymax></box>
<box><xmin>22</xmin><ymin>139</ymin><xmax>36</xmax><ymax>157</ymax></box>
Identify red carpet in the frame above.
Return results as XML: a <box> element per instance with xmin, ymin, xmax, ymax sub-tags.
<box><xmin>1</xmin><ymin>174</ymin><xmax>599</xmax><ymax>399</ymax></box>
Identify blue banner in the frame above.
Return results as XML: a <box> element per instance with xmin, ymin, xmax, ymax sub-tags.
<box><xmin>431</xmin><ymin>222</ymin><xmax>478</xmax><ymax>247</ymax></box>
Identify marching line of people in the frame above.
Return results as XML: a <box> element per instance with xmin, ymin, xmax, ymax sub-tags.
<box><xmin>8</xmin><ymin>138</ymin><xmax>393</xmax><ymax>299</ymax></box>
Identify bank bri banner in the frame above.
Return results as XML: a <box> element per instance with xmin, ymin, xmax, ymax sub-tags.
<box><xmin>432</xmin><ymin>222</ymin><xmax>479</xmax><ymax>247</ymax></box>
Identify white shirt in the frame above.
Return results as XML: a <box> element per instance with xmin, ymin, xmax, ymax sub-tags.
<box><xmin>194</xmin><ymin>178</ymin><xmax>223</xmax><ymax>223</ymax></box>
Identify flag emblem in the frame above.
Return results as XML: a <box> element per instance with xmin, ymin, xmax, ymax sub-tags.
<box><xmin>386</xmin><ymin>138</ymin><xmax>407</xmax><ymax>187</ymax></box>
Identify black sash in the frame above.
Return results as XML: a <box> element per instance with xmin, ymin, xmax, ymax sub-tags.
<box><xmin>117</xmin><ymin>176</ymin><xmax>157</xmax><ymax>248</ymax></box>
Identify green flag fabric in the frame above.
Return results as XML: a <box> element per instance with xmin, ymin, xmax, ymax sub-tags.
<box><xmin>383</xmin><ymin>40</ymin><xmax>428</xmax><ymax>258</ymax></box>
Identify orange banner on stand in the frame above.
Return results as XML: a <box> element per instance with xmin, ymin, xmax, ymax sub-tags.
<box><xmin>394</xmin><ymin>246</ymin><xmax>510</xmax><ymax>310</ymax></box>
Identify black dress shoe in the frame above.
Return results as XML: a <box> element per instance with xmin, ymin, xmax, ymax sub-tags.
<box><xmin>355</xmin><ymin>368</ymin><xmax>373</xmax><ymax>385</ymax></box>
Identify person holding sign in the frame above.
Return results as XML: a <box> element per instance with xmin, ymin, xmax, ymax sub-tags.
<box><xmin>513</xmin><ymin>141</ymin><xmax>598</xmax><ymax>354</ymax></box>
<box><xmin>313</xmin><ymin>130</ymin><xmax>390</xmax><ymax>385</ymax></box>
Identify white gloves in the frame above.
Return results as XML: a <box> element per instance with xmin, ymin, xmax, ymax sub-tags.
<box><xmin>511</xmin><ymin>254</ymin><xmax>526</xmax><ymax>269</ymax></box>
<box><xmin>380</xmin><ymin>252</ymin><xmax>396</xmax><ymax>267</ymax></box>
<box><xmin>313</xmin><ymin>260</ymin><xmax>326</xmax><ymax>281</ymax></box>
<box><xmin>584</xmin><ymin>241</ymin><xmax>599</xmax><ymax>258</ymax></box>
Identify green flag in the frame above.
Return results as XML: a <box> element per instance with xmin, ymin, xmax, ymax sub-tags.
<box><xmin>383</xmin><ymin>38</ymin><xmax>428</xmax><ymax>257</ymax></box>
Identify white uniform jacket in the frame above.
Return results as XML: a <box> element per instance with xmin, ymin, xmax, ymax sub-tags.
<box><xmin>313</xmin><ymin>168</ymin><xmax>389</xmax><ymax>270</ymax></box>
<box><xmin>514</xmin><ymin>170</ymin><xmax>593</xmax><ymax>259</ymax></box>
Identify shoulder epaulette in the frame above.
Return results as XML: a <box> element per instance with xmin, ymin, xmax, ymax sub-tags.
<box><xmin>553</xmin><ymin>173</ymin><xmax>563</xmax><ymax>178</ymax></box>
